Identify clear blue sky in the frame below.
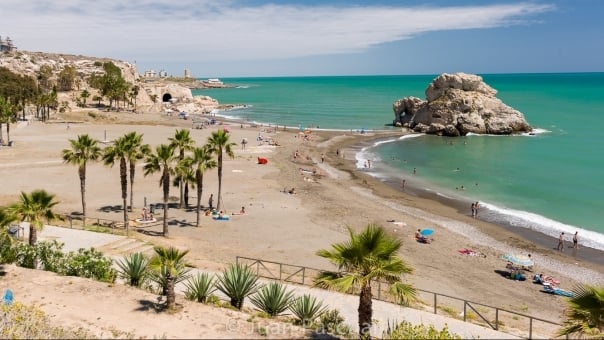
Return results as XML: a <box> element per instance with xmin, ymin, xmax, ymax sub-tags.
<box><xmin>2</xmin><ymin>0</ymin><xmax>603</xmax><ymax>77</ymax></box>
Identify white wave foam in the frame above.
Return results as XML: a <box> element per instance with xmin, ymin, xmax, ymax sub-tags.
<box><xmin>480</xmin><ymin>201</ymin><xmax>604</xmax><ymax>251</ymax></box>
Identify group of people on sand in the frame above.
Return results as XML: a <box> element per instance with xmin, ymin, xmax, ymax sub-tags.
<box><xmin>140</xmin><ymin>207</ymin><xmax>154</xmax><ymax>221</ymax></box>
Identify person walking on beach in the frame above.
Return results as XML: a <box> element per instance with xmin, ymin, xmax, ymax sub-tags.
<box><xmin>208</xmin><ymin>193</ymin><xmax>214</xmax><ymax>210</ymax></box>
<box><xmin>474</xmin><ymin>201</ymin><xmax>480</xmax><ymax>217</ymax></box>
<box><xmin>557</xmin><ymin>232</ymin><xmax>565</xmax><ymax>251</ymax></box>
<box><xmin>573</xmin><ymin>231</ymin><xmax>579</xmax><ymax>249</ymax></box>
<box><xmin>321</xmin><ymin>153</ymin><xmax>325</xmax><ymax>163</ymax></box>
<box><xmin>471</xmin><ymin>202</ymin><xmax>476</xmax><ymax>218</ymax></box>
<box><xmin>402</xmin><ymin>179</ymin><xmax>406</xmax><ymax>191</ymax></box>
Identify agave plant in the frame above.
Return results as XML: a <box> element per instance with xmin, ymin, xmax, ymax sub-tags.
<box><xmin>250</xmin><ymin>281</ymin><xmax>295</xmax><ymax>317</ymax></box>
<box><xmin>290</xmin><ymin>294</ymin><xmax>328</xmax><ymax>326</ymax></box>
<box><xmin>184</xmin><ymin>272</ymin><xmax>216</xmax><ymax>303</ymax></box>
<box><xmin>116</xmin><ymin>252</ymin><xmax>149</xmax><ymax>287</ymax></box>
<box><xmin>215</xmin><ymin>263</ymin><xmax>261</xmax><ymax>310</ymax></box>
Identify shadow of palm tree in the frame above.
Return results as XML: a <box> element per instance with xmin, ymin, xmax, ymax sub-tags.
<box><xmin>168</xmin><ymin>219</ymin><xmax>195</xmax><ymax>228</ymax></box>
<box><xmin>135</xmin><ymin>299</ymin><xmax>164</xmax><ymax>313</ymax></box>
<box><xmin>98</xmin><ymin>205</ymin><xmax>128</xmax><ymax>213</ymax></box>
<box><xmin>136</xmin><ymin>229</ymin><xmax>164</xmax><ymax>237</ymax></box>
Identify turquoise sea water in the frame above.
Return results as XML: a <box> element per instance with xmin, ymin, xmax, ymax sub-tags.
<box><xmin>194</xmin><ymin>73</ymin><xmax>604</xmax><ymax>250</ymax></box>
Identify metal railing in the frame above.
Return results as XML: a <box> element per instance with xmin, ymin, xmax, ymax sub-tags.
<box><xmin>236</xmin><ymin>256</ymin><xmax>565</xmax><ymax>339</ymax></box>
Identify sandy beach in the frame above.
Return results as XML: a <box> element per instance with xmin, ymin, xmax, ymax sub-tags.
<box><xmin>1</xmin><ymin>110</ymin><xmax>603</xmax><ymax>338</ymax></box>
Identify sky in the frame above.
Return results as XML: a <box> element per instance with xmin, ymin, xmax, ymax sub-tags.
<box><xmin>2</xmin><ymin>0</ymin><xmax>603</xmax><ymax>77</ymax></box>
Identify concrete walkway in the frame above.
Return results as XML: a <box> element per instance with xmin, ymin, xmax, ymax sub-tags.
<box><xmin>32</xmin><ymin>224</ymin><xmax>520</xmax><ymax>339</ymax></box>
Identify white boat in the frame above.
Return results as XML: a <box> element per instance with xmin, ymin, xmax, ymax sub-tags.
<box><xmin>203</xmin><ymin>78</ymin><xmax>224</xmax><ymax>87</ymax></box>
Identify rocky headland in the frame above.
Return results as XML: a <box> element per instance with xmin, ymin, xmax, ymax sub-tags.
<box><xmin>0</xmin><ymin>50</ymin><xmax>219</xmax><ymax>115</ymax></box>
<box><xmin>393</xmin><ymin>73</ymin><xmax>532</xmax><ymax>136</ymax></box>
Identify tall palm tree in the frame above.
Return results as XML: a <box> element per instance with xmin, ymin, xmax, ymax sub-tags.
<box><xmin>149</xmin><ymin>246</ymin><xmax>191</xmax><ymax>310</ymax></box>
<box><xmin>189</xmin><ymin>145</ymin><xmax>217</xmax><ymax>227</ymax></box>
<box><xmin>61</xmin><ymin>134</ymin><xmax>102</xmax><ymax>227</ymax></box>
<box><xmin>169</xmin><ymin>129</ymin><xmax>195</xmax><ymax>209</ymax></box>
<box><xmin>122</xmin><ymin>132</ymin><xmax>150</xmax><ymax>211</ymax></box>
<box><xmin>0</xmin><ymin>207</ymin><xmax>18</xmax><ymax>259</ymax></box>
<box><xmin>143</xmin><ymin>144</ymin><xmax>176</xmax><ymax>237</ymax></box>
<box><xmin>172</xmin><ymin>157</ymin><xmax>195</xmax><ymax>209</ymax></box>
<box><xmin>206</xmin><ymin>129</ymin><xmax>236</xmax><ymax>212</ymax></box>
<box><xmin>558</xmin><ymin>284</ymin><xmax>604</xmax><ymax>338</ymax></box>
<box><xmin>102</xmin><ymin>136</ymin><xmax>130</xmax><ymax>234</ymax></box>
<box><xmin>0</xmin><ymin>96</ymin><xmax>16</xmax><ymax>144</ymax></box>
<box><xmin>8</xmin><ymin>190</ymin><xmax>60</xmax><ymax>246</ymax></box>
<box><xmin>315</xmin><ymin>224</ymin><xmax>416</xmax><ymax>339</ymax></box>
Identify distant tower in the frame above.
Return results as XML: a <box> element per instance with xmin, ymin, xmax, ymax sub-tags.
<box><xmin>184</xmin><ymin>68</ymin><xmax>190</xmax><ymax>78</ymax></box>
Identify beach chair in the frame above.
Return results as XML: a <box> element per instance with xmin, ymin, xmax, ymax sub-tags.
<box><xmin>3</xmin><ymin>289</ymin><xmax>14</xmax><ymax>305</ymax></box>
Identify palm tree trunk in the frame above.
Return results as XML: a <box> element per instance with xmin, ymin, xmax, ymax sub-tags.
<box><xmin>358</xmin><ymin>283</ymin><xmax>373</xmax><ymax>339</ymax></box>
<box><xmin>196</xmin><ymin>172</ymin><xmax>202</xmax><ymax>227</ymax></box>
<box><xmin>120</xmin><ymin>158</ymin><xmax>129</xmax><ymax>235</ymax></box>
<box><xmin>79</xmin><ymin>166</ymin><xmax>86</xmax><ymax>227</ymax></box>
<box><xmin>162</xmin><ymin>170</ymin><xmax>170</xmax><ymax>237</ymax></box>
<box><xmin>166</xmin><ymin>274</ymin><xmax>176</xmax><ymax>309</ymax></box>
<box><xmin>184</xmin><ymin>183</ymin><xmax>189</xmax><ymax>208</ymax></box>
<box><xmin>129</xmin><ymin>162</ymin><xmax>135</xmax><ymax>211</ymax></box>
<box><xmin>216</xmin><ymin>153</ymin><xmax>223</xmax><ymax>211</ymax></box>
<box><xmin>29</xmin><ymin>225</ymin><xmax>37</xmax><ymax>246</ymax></box>
<box><xmin>179</xmin><ymin>179</ymin><xmax>184</xmax><ymax>209</ymax></box>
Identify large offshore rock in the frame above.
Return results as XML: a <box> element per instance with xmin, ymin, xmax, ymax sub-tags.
<box><xmin>393</xmin><ymin>73</ymin><xmax>532</xmax><ymax>136</ymax></box>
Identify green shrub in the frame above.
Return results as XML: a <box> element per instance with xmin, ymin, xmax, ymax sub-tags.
<box><xmin>289</xmin><ymin>294</ymin><xmax>327</xmax><ymax>326</ymax></box>
<box><xmin>37</xmin><ymin>240</ymin><xmax>66</xmax><ymax>272</ymax></box>
<box><xmin>0</xmin><ymin>231</ymin><xmax>16</xmax><ymax>264</ymax></box>
<box><xmin>215</xmin><ymin>263</ymin><xmax>261</xmax><ymax>310</ymax></box>
<box><xmin>0</xmin><ymin>302</ymin><xmax>96</xmax><ymax>339</ymax></box>
<box><xmin>184</xmin><ymin>272</ymin><xmax>216</xmax><ymax>303</ymax></box>
<box><xmin>60</xmin><ymin>248</ymin><xmax>116</xmax><ymax>283</ymax></box>
<box><xmin>116</xmin><ymin>252</ymin><xmax>149</xmax><ymax>287</ymax></box>
<box><xmin>13</xmin><ymin>243</ymin><xmax>37</xmax><ymax>268</ymax></box>
<box><xmin>383</xmin><ymin>320</ymin><xmax>462</xmax><ymax>339</ymax></box>
<box><xmin>249</xmin><ymin>281</ymin><xmax>294</xmax><ymax>317</ymax></box>
<box><xmin>317</xmin><ymin>308</ymin><xmax>351</xmax><ymax>337</ymax></box>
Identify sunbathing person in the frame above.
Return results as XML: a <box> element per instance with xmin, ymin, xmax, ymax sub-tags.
<box><xmin>415</xmin><ymin>229</ymin><xmax>430</xmax><ymax>243</ymax></box>
<box><xmin>232</xmin><ymin>206</ymin><xmax>246</xmax><ymax>215</ymax></box>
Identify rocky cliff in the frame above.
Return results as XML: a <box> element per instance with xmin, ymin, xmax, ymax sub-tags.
<box><xmin>0</xmin><ymin>51</ymin><xmax>219</xmax><ymax>115</ymax></box>
<box><xmin>393</xmin><ymin>73</ymin><xmax>532</xmax><ymax>136</ymax></box>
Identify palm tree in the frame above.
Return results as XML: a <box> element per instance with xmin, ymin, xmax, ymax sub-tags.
<box><xmin>122</xmin><ymin>132</ymin><xmax>150</xmax><ymax>211</ymax></box>
<box><xmin>0</xmin><ymin>96</ymin><xmax>16</xmax><ymax>144</ymax></box>
<box><xmin>143</xmin><ymin>144</ymin><xmax>176</xmax><ymax>237</ymax></box>
<box><xmin>189</xmin><ymin>145</ymin><xmax>217</xmax><ymax>227</ymax></box>
<box><xmin>148</xmin><ymin>246</ymin><xmax>191</xmax><ymax>310</ymax></box>
<box><xmin>169</xmin><ymin>129</ymin><xmax>195</xmax><ymax>209</ymax></box>
<box><xmin>102</xmin><ymin>136</ymin><xmax>130</xmax><ymax>234</ymax></box>
<box><xmin>62</xmin><ymin>134</ymin><xmax>102</xmax><ymax>227</ymax></box>
<box><xmin>315</xmin><ymin>224</ymin><xmax>416</xmax><ymax>339</ymax></box>
<box><xmin>558</xmin><ymin>284</ymin><xmax>604</xmax><ymax>338</ymax></box>
<box><xmin>8</xmin><ymin>190</ymin><xmax>60</xmax><ymax>246</ymax></box>
<box><xmin>0</xmin><ymin>207</ymin><xmax>18</xmax><ymax>261</ymax></box>
<box><xmin>206</xmin><ymin>129</ymin><xmax>236</xmax><ymax>212</ymax></box>
<box><xmin>172</xmin><ymin>157</ymin><xmax>195</xmax><ymax>209</ymax></box>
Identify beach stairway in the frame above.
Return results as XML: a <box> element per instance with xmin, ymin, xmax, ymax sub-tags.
<box><xmin>99</xmin><ymin>237</ymin><xmax>155</xmax><ymax>258</ymax></box>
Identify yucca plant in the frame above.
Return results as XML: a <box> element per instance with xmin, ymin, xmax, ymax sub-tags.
<box><xmin>215</xmin><ymin>263</ymin><xmax>261</xmax><ymax>310</ymax></box>
<box><xmin>184</xmin><ymin>272</ymin><xmax>216</xmax><ymax>303</ymax></box>
<box><xmin>116</xmin><ymin>252</ymin><xmax>149</xmax><ymax>287</ymax></box>
<box><xmin>250</xmin><ymin>281</ymin><xmax>295</xmax><ymax>317</ymax></box>
<box><xmin>290</xmin><ymin>294</ymin><xmax>328</xmax><ymax>326</ymax></box>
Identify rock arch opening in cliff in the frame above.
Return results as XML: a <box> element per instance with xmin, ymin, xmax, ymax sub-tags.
<box><xmin>162</xmin><ymin>93</ymin><xmax>172</xmax><ymax>102</ymax></box>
